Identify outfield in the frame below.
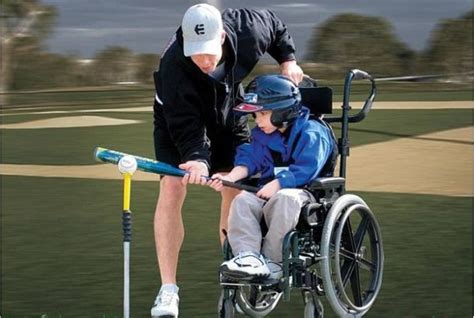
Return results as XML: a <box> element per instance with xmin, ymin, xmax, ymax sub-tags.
<box><xmin>0</xmin><ymin>85</ymin><xmax>472</xmax><ymax>317</ymax></box>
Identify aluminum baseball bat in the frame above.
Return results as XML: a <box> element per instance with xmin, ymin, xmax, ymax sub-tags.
<box><xmin>94</xmin><ymin>147</ymin><xmax>259</xmax><ymax>192</ymax></box>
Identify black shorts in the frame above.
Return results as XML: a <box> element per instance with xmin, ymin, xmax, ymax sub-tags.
<box><xmin>153</xmin><ymin>107</ymin><xmax>250</xmax><ymax>174</ymax></box>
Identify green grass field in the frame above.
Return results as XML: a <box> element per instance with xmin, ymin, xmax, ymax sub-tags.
<box><xmin>1</xmin><ymin>178</ymin><xmax>472</xmax><ymax>317</ymax></box>
<box><xmin>1</xmin><ymin>84</ymin><xmax>472</xmax><ymax>317</ymax></box>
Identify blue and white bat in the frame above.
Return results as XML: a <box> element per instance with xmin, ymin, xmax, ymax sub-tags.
<box><xmin>94</xmin><ymin>147</ymin><xmax>258</xmax><ymax>192</ymax></box>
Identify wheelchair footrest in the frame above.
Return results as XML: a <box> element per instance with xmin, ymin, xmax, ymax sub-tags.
<box><xmin>220</xmin><ymin>279</ymin><xmax>280</xmax><ymax>288</ymax></box>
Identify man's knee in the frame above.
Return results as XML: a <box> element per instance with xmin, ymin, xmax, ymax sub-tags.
<box><xmin>159</xmin><ymin>176</ymin><xmax>186</xmax><ymax>197</ymax></box>
<box><xmin>220</xmin><ymin>186</ymin><xmax>240</xmax><ymax>201</ymax></box>
<box><xmin>156</xmin><ymin>176</ymin><xmax>187</xmax><ymax>215</ymax></box>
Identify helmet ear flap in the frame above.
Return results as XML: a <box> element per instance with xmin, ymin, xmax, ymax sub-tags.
<box><xmin>270</xmin><ymin>110</ymin><xmax>285</xmax><ymax>128</ymax></box>
<box><xmin>270</xmin><ymin>106</ymin><xmax>300</xmax><ymax>128</ymax></box>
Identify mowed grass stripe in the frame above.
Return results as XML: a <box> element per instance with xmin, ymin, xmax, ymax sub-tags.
<box><xmin>3</xmin><ymin>81</ymin><xmax>472</xmax><ymax>117</ymax></box>
<box><xmin>1</xmin><ymin>109</ymin><xmax>472</xmax><ymax>165</ymax></box>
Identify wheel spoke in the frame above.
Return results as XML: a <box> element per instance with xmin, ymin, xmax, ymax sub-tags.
<box><xmin>338</xmin><ymin>210</ymin><xmax>366</xmax><ymax>306</ymax></box>
<box><xmin>341</xmin><ymin>219</ymin><xmax>356</xmax><ymax>254</ymax></box>
<box><xmin>338</xmin><ymin>246</ymin><xmax>357</xmax><ymax>260</ymax></box>
<box><xmin>358</xmin><ymin>256</ymin><xmax>376</xmax><ymax>272</ymax></box>
<box><xmin>354</xmin><ymin>215</ymin><xmax>370</xmax><ymax>251</ymax></box>
<box><xmin>349</xmin><ymin>262</ymin><xmax>363</xmax><ymax>306</ymax></box>
<box><xmin>339</xmin><ymin>219</ymin><xmax>357</xmax><ymax>287</ymax></box>
<box><xmin>340</xmin><ymin>257</ymin><xmax>357</xmax><ymax>287</ymax></box>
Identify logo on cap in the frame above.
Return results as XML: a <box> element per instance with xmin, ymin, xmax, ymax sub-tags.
<box><xmin>244</xmin><ymin>93</ymin><xmax>258</xmax><ymax>104</ymax></box>
<box><xmin>194</xmin><ymin>24</ymin><xmax>205</xmax><ymax>35</ymax></box>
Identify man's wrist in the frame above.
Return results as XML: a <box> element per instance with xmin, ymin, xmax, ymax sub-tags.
<box><xmin>195</xmin><ymin>159</ymin><xmax>210</xmax><ymax>171</ymax></box>
<box><xmin>279</xmin><ymin>58</ymin><xmax>296</xmax><ymax>66</ymax></box>
<box><xmin>280</xmin><ymin>59</ymin><xmax>295</xmax><ymax>68</ymax></box>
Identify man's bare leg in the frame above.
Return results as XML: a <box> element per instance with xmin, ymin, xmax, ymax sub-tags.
<box><xmin>154</xmin><ymin>176</ymin><xmax>187</xmax><ymax>284</ymax></box>
<box><xmin>219</xmin><ymin>186</ymin><xmax>240</xmax><ymax>245</ymax></box>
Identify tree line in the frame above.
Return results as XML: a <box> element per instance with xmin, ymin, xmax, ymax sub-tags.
<box><xmin>1</xmin><ymin>0</ymin><xmax>472</xmax><ymax>93</ymax></box>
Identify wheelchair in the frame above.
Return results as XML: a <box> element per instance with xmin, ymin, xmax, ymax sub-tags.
<box><xmin>218</xmin><ymin>69</ymin><xmax>384</xmax><ymax>318</ymax></box>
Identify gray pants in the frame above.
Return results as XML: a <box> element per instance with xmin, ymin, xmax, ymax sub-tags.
<box><xmin>228</xmin><ymin>189</ymin><xmax>313</xmax><ymax>263</ymax></box>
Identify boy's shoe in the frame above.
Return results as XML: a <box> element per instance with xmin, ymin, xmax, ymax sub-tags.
<box><xmin>267</xmin><ymin>260</ymin><xmax>283</xmax><ymax>281</ymax></box>
<box><xmin>151</xmin><ymin>290</ymin><xmax>179</xmax><ymax>317</ymax></box>
<box><xmin>220</xmin><ymin>251</ymin><xmax>270</xmax><ymax>282</ymax></box>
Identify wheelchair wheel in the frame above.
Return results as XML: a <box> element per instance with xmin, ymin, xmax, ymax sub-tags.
<box><xmin>303</xmin><ymin>291</ymin><xmax>324</xmax><ymax>318</ymax></box>
<box><xmin>218</xmin><ymin>290</ymin><xmax>235</xmax><ymax>318</ymax></box>
<box><xmin>235</xmin><ymin>285</ymin><xmax>282</xmax><ymax>317</ymax></box>
<box><xmin>320</xmin><ymin>194</ymin><xmax>384</xmax><ymax>317</ymax></box>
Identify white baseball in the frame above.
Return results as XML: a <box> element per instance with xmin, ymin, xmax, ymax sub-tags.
<box><xmin>118</xmin><ymin>155</ymin><xmax>138</xmax><ymax>174</ymax></box>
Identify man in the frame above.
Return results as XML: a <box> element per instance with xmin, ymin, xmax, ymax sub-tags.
<box><xmin>151</xmin><ymin>3</ymin><xmax>303</xmax><ymax>317</ymax></box>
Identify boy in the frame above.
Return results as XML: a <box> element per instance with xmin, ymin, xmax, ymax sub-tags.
<box><xmin>208</xmin><ymin>74</ymin><xmax>336</xmax><ymax>281</ymax></box>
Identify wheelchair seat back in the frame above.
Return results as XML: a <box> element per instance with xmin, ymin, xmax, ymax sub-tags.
<box><xmin>300</xmin><ymin>86</ymin><xmax>333</xmax><ymax>115</ymax></box>
<box><xmin>300</xmin><ymin>84</ymin><xmax>338</xmax><ymax>178</ymax></box>
<box><xmin>297</xmin><ymin>85</ymin><xmax>344</xmax><ymax>230</ymax></box>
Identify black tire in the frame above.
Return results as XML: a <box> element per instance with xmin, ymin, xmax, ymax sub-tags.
<box><xmin>235</xmin><ymin>285</ymin><xmax>282</xmax><ymax>317</ymax></box>
<box><xmin>303</xmin><ymin>292</ymin><xmax>324</xmax><ymax>318</ymax></box>
<box><xmin>218</xmin><ymin>290</ymin><xmax>235</xmax><ymax>318</ymax></box>
<box><xmin>320</xmin><ymin>194</ymin><xmax>384</xmax><ymax>317</ymax></box>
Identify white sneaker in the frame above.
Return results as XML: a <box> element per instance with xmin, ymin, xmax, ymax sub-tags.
<box><xmin>267</xmin><ymin>260</ymin><xmax>283</xmax><ymax>281</ymax></box>
<box><xmin>220</xmin><ymin>251</ymin><xmax>270</xmax><ymax>282</ymax></box>
<box><xmin>151</xmin><ymin>290</ymin><xmax>179</xmax><ymax>317</ymax></box>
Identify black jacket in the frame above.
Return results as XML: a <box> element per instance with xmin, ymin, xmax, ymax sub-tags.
<box><xmin>153</xmin><ymin>8</ymin><xmax>297</xmax><ymax>167</ymax></box>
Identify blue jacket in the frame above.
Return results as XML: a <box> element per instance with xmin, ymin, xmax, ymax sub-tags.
<box><xmin>235</xmin><ymin>107</ymin><xmax>334</xmax><ymax>189</ymax></box>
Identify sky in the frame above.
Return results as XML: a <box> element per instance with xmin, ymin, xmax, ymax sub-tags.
<box><xmin>41</xmin><ymin>0</ymin><xmax>472</xmax><ymax>60</ymax></box>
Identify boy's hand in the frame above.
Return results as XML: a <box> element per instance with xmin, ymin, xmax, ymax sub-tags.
<box><xmin>257</xmin><ymin>179</ymin><xmax>281</xmax><ymax>200</ymax></box>
<box><xmin>179</xmin><ymin>160</ymin><xmax>209</xmax><ymax>185</ymax></box>
<box><xmin>207</xmin><ymin>173</ymin><xmax>233</xmax><ymax>192</ymax></box>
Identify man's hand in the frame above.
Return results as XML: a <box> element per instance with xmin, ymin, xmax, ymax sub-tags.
<box><xmin>280</xmin><ymin>60</ymin><xmax>304</xmax><ymax>85</ymax></box>
<box><xmin>179</xmin><ymin>160</ymin><xmax>209</xmax><ymax>185</ymax></box>
<box><xmin>256</xmin><ymin>179</ymin><xmax>281</xmax><ymax>200</ymax></box>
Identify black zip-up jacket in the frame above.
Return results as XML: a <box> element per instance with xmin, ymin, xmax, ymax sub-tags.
<box><xmin>153</xmin><ymin>8</ymin><xmax>297</xmax><ymax>168</ymax></box>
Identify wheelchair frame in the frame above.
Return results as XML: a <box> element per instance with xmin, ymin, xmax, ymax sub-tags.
<box><xmin>219</xmin><ymin>69</ymin><xmax>384</xmax><ymax>318</ymax></box>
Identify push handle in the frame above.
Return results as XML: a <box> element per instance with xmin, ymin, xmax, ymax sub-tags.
<box><xmin>351</xmin><ymin>69</ymin><xmax>372</xmax><ymax>80</ymax></box>
<box><xmin>325</xmin><ymin>69</ymin><xmax>377</xmax><ymax>124</ymax></box>
<box><xmin>346</xmin><ymin>69</ymin><xmax>376</xmax><ymax>123</ymax></box>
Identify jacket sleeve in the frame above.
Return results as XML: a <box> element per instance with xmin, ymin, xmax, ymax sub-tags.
<box><xmin>248</xmin><ymin>9</ymin><xmax>297</xmax><ymax>64</ymax></box>
<box><xmin>234</xmin><ymin>134</ymin><xmax>267</xmax><ymax>176</ymax></box>
<box><xmin>154</xmin><ymin>70</ymin><xmax>211</xmax><ymax>165</ymax></box>
<box><xmin>276</xmin><ymin>128</ymin><xmax>334</xmax><ymax>188</ymax></box>
<box><xmin>227</xmin><ymin>8</ymin><xmax>297</xmax><ymax>65</ymax></box>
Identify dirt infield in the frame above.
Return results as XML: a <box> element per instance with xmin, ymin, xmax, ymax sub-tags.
<box><xmin>346</xmin><ymin>126</ymin><xmax>472</xmax><ymax>197</ymax></box>
<box><xmin>0</xmin><ymin>115</ymin><xmax>143</xmax><ymax>129</ymax></box>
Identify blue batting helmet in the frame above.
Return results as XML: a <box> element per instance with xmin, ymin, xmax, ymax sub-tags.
<box><xmin>234</xmin><ymin>75</ymin><xmax>302</xmax><ymax>128</ymax></box>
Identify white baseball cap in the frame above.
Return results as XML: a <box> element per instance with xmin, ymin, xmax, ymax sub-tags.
<box><xmin>181</xmin><ymin>3</ymin><xmax>223</xmax><ymax>57</ymax></box>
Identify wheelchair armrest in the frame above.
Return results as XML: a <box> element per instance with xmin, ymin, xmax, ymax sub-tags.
<box><xmin>308</xmin><ymin>177</ymin><xmax>345</xmax><ymax>190</ymax></box>
<box><xmin>298</xmin><ymin>202</ymin><xmax>323</xmax><ymax>228</ymax></box>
